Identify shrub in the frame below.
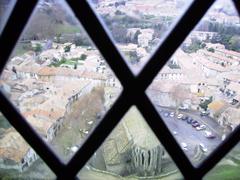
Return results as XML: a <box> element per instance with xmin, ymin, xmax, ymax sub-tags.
<box><xmin>34</xmin><ymin>43</ymin><xmax>42</xmax><ymax>53</ymax></box>
<box><xmin>207</xmin><ymin>47</ymin><xmax>215</xmax><ymax>53</ymax></box>
<box><xmin>64</xmin><ymin>45</ymin><xmax>71</xmax><ymax>52</ymax></box>
<box><xmin>80</xmin><ymin>54</ymin><xmax>87</xmax><ymax>60</ymax></box>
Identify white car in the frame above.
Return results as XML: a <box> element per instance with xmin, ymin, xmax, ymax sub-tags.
<box><xmin>199</xmin><ymin>143</ymin><xmax>208</xmax><ymax>152</ymax></box>
<box><xmin>204</xmin><ymin>130</ymin><xmax>216</xmax><ymax>139</ymax></box>
<box><xmin>170</xmin><ymin>112</ymin><xmax>175</xmax><ymax>117</ymax></box>
<box><xmin>196</xmin><ymin>124</ymin><xmax>206</xmax><ymax>131</ymax></box>
<box><xmin>181</xmin><ymin>142</ymin><xmax>188</xmax><ymax>151</ymax></box>
<box><xmin>87</xmin><ymin>121</ymin><xmax>93</xmax><ymax>125</ymax></box>
<box><xmin>177</xmin><ymin>114</ymin><xmax>183</xmax><ymax>119</ymax></box>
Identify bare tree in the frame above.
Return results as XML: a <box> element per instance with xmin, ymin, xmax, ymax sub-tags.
<box><xmin>171</xmin><ymin>84</ymin><xmax>190</xmax><ymax>113</ymax></box>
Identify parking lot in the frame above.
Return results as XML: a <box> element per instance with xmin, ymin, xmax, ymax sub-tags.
<box><xmin>156</xmin><ymin>106</ymin><xmax>223</xmax><ymax>164</ymax></box>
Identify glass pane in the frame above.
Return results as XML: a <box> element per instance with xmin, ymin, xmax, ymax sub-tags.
<box><xmin>147</xmin><ymin>0</ymin><xmax>240</xmax><ymax>166</ymax></box>
<box><xmin>88</xmin><ymin>0</ymin><xmax>193</xmax><ymax>74</ymax></box>
<box><xmin>0</xmin><ymin>0</ymin><xmax>122</xmax><ymax>162</ymax></box>
<box><xmin>204</xmin><ymin>143</ymin><xmax>240</xmax><ymax>180</ymax></box>
<box><xmin>0</xmin><ymin>0</ymin><xmax>16</xmax><ymax>34</ymax></box>
<box><xmin>78</xmin><ymin>107</ymin><xmax>183</xmax><ymax>179</ymax></box>
<box><xmin>0</xmin><ymin>112</ymin><xmax>55</xmax><ymax>179</ymax></box>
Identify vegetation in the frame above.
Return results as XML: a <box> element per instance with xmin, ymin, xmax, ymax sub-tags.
<box><xmin>182</xmin><ymin>39</ymin><xmax>206</xmax><ymax>53</ymax></box>
<box><xmin>64</xmin><ymin>45</ymin><xmax>71</xmax><ymax>53</ymax></box>
<box><xmin>34</xmin><ymin>43</ymin><xmax>42</xmax><ymax>53</ymax></box>
<box><xmin>196</xmin><ymin>20</ymin><xmax>240</xmax><ymax>52</ymax></box>
<box><xmin>199</xmin><ymin>96</ymin><xmax>213</xmax><ymax>111</ymax></box>
<box><xmin>124</xmin><ymin>51</ymin><xmax>139</xmax><ymax>64</ymax></box>
<box><xmin>0</xmin><ymin>115</ymin><xmax>11</xmax><ymax>130</ymax></box>
<box><xmin>56</xmin><ymin>33</ymin><xmax>62</xmax><ymax>43</ymax></box>
<box><xmin>51</xmin><ymin>86</ymin><xmax>105</xmax><ymax>161</ymax></box>
<box><xmin>171</xmin><ymin>85</ymin><xmax>190</xmax><ymax>112</ymax></box>
<box><xmin>49</xmin><ymin>57</ymin><xmax>67</xmax><ymax>67</ymax></box>
<box><xmin>207</xmin><ymin>47</ymin><xmax>215</xmax><ymax>53</ymax></box>
<box><xmin>74</xmin><ymin>34</ymin><xmax>91</xmax><ymax>46</ymax></box>
<box><xmin>80</xmin><ymin>54</ymin><xmax>87</xmax><ymax>61</ymax></box>
<box><xmin>101</xmin><ymin>13</ymin><xmax>169</xmax><ymax>44</ymax></box>
<box><xmin>74</xmin><ymin>63</ymin><xmax>77</xmax><ymax>69</ymax></box>
<box><xmin>206</xmin><ymin>165</ymin><xmax>240</xmax><ymax>180</ymax></box>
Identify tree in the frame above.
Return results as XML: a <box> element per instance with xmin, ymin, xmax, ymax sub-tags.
<box><xmin>171</xmin><ymin>84</ymin><xmax>191</xmax><ymax>112</ymax></box>
<box><xmin>34</xmin><ymin>43</ymin><xmax>42</xmax><ymax>53</ymax></box>
<box><xmin>74</xmin><ymin>33</ymin><xmax>91</xmax><ymax>46</ymax></box>
<box><xmin>64</xmin><ymin>45</ymin><xmax>71</xmax><ymax>52</ymax></box>
<box><xmin>133</xmin><ymin>30</ymin><xmax>141</xmax><ymax>44</ymax></box>
<box><xmin>207</xmin><ymin>47</ymin><xmax>215</xmax><ymax>53</ymax></box>
<box><xmin>229</xmin><ymin>36</ymin><xmax>240</xmax><ymax>52</ymax></box>
<box><xmin>182</xmin><ymin>38</ymin><xmax>204</xmax><ymax>53</ymax></box>
<box><xmin>74</xmin><ymin>63</ymin><xmax>77</xmax><ymax>69</ymax></box>
<box><xmin>80</xmin><ymin>54</ymin><xmax>87</xmax><ymax>60</ymax></box>
<box><xmin>199</xmin><ymin>96</ymin><xmax>213</xmax><ymax>111</ymax></box>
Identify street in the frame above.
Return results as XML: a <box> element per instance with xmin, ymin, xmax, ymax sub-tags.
<box><xmin>155</xmin><ymin>106</ymin><xmax>223</xmax><ymax>164</ymax></box>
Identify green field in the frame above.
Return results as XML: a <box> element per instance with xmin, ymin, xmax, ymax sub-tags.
<box><xmin>205</xmin><ymin>164</ymin><xmax>240</xmax><ymax>180</ymax></box>
<box><xmin>0</xmin><ymin>115</ymin><xmax>11</xmax><ymax>129</ymax></box>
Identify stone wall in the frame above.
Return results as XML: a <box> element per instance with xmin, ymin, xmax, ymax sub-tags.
<box><xmin>131</xmin><ymin>144</ymin><xmax>164</xmax><ymax>176</ymax></box>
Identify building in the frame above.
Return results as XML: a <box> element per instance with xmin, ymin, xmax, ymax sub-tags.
<box><xmin>218</xmin><ymin>107</ymin><xmax>240</xmax><ymax>131</ymax></box>
<box><xmin>90</xmin><ymin>108</ymin><xmax>172</xmax><ymax>177</ymax></box>
<box><xmin>208</xmin><ymin>100</ymin><xmax>227</xmax><ymax>118</ymax></box>
<box><xmin>0</xmin><ymin>129</ymin><xmax>37</xmax><ymax>172</ymax></box>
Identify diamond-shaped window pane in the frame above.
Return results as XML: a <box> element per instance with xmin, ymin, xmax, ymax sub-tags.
<box><xmin>203</xmin><ymin>143</ymin><xmax>240</xmax><ymax>180</ymax></box>
<box><xmin>147</xmin><ymin>0</ymin><xmax>240</xmax><ymax>166</ymax></box>
<box><xmin>78</xmin><ymin>106</ymin><xmax>183</xmax><ymax>179</ymax></box>
<box><xmin>0</xmin><ymin>0</ymin><xmax>16</xmax><ymax>34</ymax></box>
<box><xmin>0</xmin><ymin>0</ymin><xmax>122</xmax><ymax>162</ymax></box>
<box><xmin>88</xmin><ymin>0</ymin><xmax>193</xmax><ymax>74</ymax></box>
<box><xmin>0</xmin><ymin>112</ymin><xmax>55</xmax><ymax>179</ymax></box>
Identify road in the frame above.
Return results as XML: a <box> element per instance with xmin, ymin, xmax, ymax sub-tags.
<box><xmin>155</xmin><ymin>106</ymin><xmax>223</xmax><ymax>164</ymax></box>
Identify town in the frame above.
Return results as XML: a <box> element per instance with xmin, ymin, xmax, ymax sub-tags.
<box><xmin>0</xmin><ymin>0</ymin><xmax>240</xmax><ymax>179</ymax></box>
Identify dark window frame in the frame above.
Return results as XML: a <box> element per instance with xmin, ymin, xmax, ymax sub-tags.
<box><xmin>0</xmin><ymin>0</ymin><xmax>239</xmax><ymax>179</ymax></box>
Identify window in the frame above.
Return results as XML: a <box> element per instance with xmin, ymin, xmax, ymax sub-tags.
<box><xmin>0</xmin><ymin>0</ymin><xmax>239</xmax><ymax>179</ymax></box>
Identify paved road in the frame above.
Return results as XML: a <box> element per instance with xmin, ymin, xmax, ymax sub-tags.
<box><xmin>155</xmin><ymin>106</ymin><xmax>223</xmax><ymax>163</ymax></box>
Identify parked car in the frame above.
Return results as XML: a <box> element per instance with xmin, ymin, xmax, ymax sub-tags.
<box><xmin>196</xmin><ymin>124</ymin><xmax>206</xmax><ymax>131</ymax></box>
<box><xmin>192</xmin><ymin>122</ymin><xmax>200</xmax><ymax>128</ymax></box>
<box><xmin>182</xmin><ymin>115</ymin><xmax>188</xmax><ymax>121</ymax></box>
<box><xmin>200</xmin><ymin>110</ymin><xmax>210</xmax><ymax>117</ymax></box>
<box><xmin>179</xmin><ymin>105</ymin><xmax>188</xmax><ymax>110</ymax></box>
<box><xmin>173</xmin><ymin>131</ymin><xmax>178</xmax><ymax>135</ymax></box>
<box><xmin>205</xmin><ymin>131</ymin><xmax>216</xmax><ymax>139</ymax></box>
<box><xmin>170</xmin><ymin>112</ymin><xmax>175</xmax><ymax>117</ymax></box>
<box><xmin>177</xmin><ymin>114</ymin><xmax>183</xmax><ymax>119</ymax></box>
<box><xmin>181</xmin><ymin>142</ymin><xmax>188</xmax><ymax>151</ymax></box>
<box><xmin>187</xmin><ymin>118</ymin><xmax>193</xmax><ymax>124</ymax></box>
<box><xmin>199</xmin><ymin>143</ymin><xmax>208</xmax><ymax>152</ymax></box>
<box><xmin>163</xmin><ymin>112</ymin><xmax>169</xmax><ymax>117</ymax></box>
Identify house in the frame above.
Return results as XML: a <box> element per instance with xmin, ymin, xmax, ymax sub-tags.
<box><xmin>208</xmin><ymin>100</ymin><xmax>227</xmax><ymax>118</ymax></box>
<box><xmin>225</xmin><ymin>82</ymin><xmax>240</xmax><ymax>98</ymax></box>
<box><xmin>0</xmin><ymin>129</ymin><xmax>37</xmax><ymax>172</ymax></box>
<box><xmin>218</xmin><ymin>107</ymin><xmax>240</xmax><ymax>131</ymax></box>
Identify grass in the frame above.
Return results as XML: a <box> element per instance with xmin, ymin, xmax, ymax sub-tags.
<box><xmin>204</xmin><ymin>145</ymin><xmax>240</xmax><ymax>180</ymax></box>
<box><xmin>205</xmin><ymin>165</ymin><xmax>240</xmax><ymax>180</ymax></box>
<box><xmin>11</xmin><ymin>43</ymin><xmax>30</xmax><ymax>57</ymax></box>
<box><xmin>0</xmin><ymin>115</ymin><xmax>11</xmax><ymax>129</ymax></box>
<box><xmin>55</xmin><ymin>24</ymin><xmax>81</xmax><ymax>34</ymax></box>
